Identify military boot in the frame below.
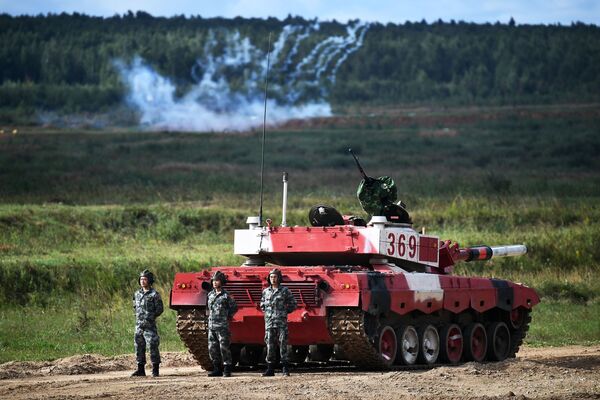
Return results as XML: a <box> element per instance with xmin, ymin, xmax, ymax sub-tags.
<box><xmin>207</xmin><ymin>368</ymin><xmax>222</xmax><ymax>377</ymax></box>
<box><xmin>131</xmin><ymin>363</ymin><xmax>146</xmax><ymax>377</ymax></box>
<box><xmin>223</xmin><ymin>364</ymin><xmax>232</xmax><ymax>377</ymax></box>
<box><xmin>262</xmin><ymin>363</ymin><xmax>275</xmax><ymax>377</ymax></box>
<box><xmin>152</xmin><ymin>363</ymin><xmax>159</xmax><ymax>377</ymax></box>
<box><xmin>282</xmin><ymin>363</ymin><xmax>290</xmax><ymax>377</ymax></box>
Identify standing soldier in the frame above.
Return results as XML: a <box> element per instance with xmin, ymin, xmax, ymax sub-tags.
<box><xmin>131</xmin><ymin>269</ymin><xmax>164</xmax><ymax>377</ymax></box>
<box><xmin>260</xmin><ymin>268</ymin><xmax>297</xmax><ymax>377</ymax></box>
<box><xmin>207</xmin><ymin>271</ymin><xmax>238</xmax><ymax>377</ymax></box>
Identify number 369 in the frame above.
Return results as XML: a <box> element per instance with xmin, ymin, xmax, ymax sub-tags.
<box><xmin>387</xmin><ymin>232</ymin><xmax>417</xmax><ymax>258</ymax></box>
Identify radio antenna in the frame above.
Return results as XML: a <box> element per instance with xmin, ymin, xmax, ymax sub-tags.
<box><xmin>258</xmin><ymin>32</ymin><xmax>272</xmax><ymax>227</ymax></box>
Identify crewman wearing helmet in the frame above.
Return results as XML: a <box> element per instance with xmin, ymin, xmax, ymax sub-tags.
<box><xmin>260</xmin><ymin>268</ymin><xmax>297</xmax><ymax>376</ymax></box>
<box><xmin>131</xmin><ymin>269</ymin><xmax>164</xmax><ymax>377</ymax></box>
<box><xmin>206</xmin><ymin>270</ymin><xmax>238</xmax><ymax>377</ymax></box>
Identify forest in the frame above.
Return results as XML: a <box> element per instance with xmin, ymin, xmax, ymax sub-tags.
<box><xmin>1</xmin><ymin>12</ymin><xmax>600</xmax><ymax>125</ymax></box>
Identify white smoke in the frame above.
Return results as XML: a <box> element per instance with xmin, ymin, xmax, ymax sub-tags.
<box><xmin>115</xmin><ymin>21</ymin><xmax>370</xmax><ymax>132</ymax></box>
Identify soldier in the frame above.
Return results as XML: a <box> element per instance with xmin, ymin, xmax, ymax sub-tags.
<box><xmin>260</xmin><ymin>268</ymin><xmax>297</xmax><ymax>377</ymax></box>
<box><xmin>207</xmin><ymin>271</ymin><xmax>238</xmax><ymax>377</ymax></box>
<box><xmin>349</xmin><ymin>148</ymin><xmax>411</xmax><ymax>223</ymax></box>
<box><xmin>131</xmin><ymin>269</ymin><xmax>164</xmax><ymax>377</ymax></box>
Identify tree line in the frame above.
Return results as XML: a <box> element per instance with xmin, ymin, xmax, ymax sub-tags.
<box><xmin>1</xmin><ymin>12</ymin><xmax>599</xmax><ymax>123</ymax></box>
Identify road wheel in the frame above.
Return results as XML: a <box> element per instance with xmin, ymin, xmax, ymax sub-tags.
<box><xmin>440</xmin><ymin>323</ymin><xmax>463</xmax><ymax>364</ymax></box>
<box><xmin>309</xmin><ymin>344</ymin><xmax>333</xmax><ymax>362</ymax></box>
<box><xmin>239</xmin><ymin>345</ymin><xmax>264</xmax><ymax>366</ymax></box>
<box><xmin>378</xmin><ymin>326</ymin><xmax>398</xmax><ymax>367</ymax></box>
<box><xmin>397</xmin><ymin>325</ymin><xmax>419</xmax><ymax>365</ymax></box>
<box><xmin>464</xmin><ymin>323</ymin><xmax>487</xmax><ymax>362</ymax></box>
<box><xmin>508</xmin><ymin>307</ymin><xmax>526</xmax><ymax>330</ymax></box>
<box><xmin>288</xmin><ymin>345</ymin><xmax>309</xmax><ymax>363</ymax></box>
<box><xmin>417</xmin><ymin>324</ymin><xmax>440</xmax><ymax>365</ymax></box>
<box><xmin>508</xmin><ymin>309</ymin><xmax>532</xmax><ymax>358</ymax></box>
<box><xmin>231</xmin><ymin>344</ymin><xmax>242</xmax><ymax>367</ymax></box>
<box><xmin>487</xmin><ymin>322</ymin><xmax>511</xmax><ymax>361</ymax></box>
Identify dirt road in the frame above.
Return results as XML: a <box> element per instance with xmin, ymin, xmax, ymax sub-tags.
<box><xmin>1</xmin><ymin>346</ymin><xmax>599</xmax><ymax>399</ymax></box>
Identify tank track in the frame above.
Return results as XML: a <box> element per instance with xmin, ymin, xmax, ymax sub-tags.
<box><xmin>175</xmin><ymin>308</ymin><xmax>214</xmax><ymax>371</ymax></box>
<box><xmin>508</xmin><ymin>309</ymin><xmax>532</xmax><ymax>358</ymax></box>
<box><xmin>328</xmin><ymin>308</ymin><xmax>390</xmax><ymax>370</ymax></box>
<box><xmin>175</xmin><ymin>306</ymin><xmax>531</xmax><ymax>370</ymax></box>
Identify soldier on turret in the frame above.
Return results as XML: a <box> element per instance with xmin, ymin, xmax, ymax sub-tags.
<box><xmin>350</xmin><ymin>149</ymin><xmax>411</xmax><ymax>224</ymax></box>
<box><xmin>131</xmin><ymin>269</ymin><xmax>164</xmax><ymax>377</ymax></box>
<box><xmin>206</xmin><ymin>271</ymin><xmax>238</xmax><ymax>377</ymax></box>
<box><xmin>260</xmin><ymin>268</ymin><xmax>297</xmax><ymax>377</ymax></box>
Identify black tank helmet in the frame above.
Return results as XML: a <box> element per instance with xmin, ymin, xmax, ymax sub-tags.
<box><xmin>139</xmin><ymin>269</ymin><xmax>155</xmax><ymax>285</ymax></box>
<box><xmin>211</xmin><ymin>270</ymin><xmax>227</xmax><ymax>285</ymax></box>
<box><xmin>266</xmin><ymin>268</ymin><xmax>283</xmax><ymax>285</ymax></box>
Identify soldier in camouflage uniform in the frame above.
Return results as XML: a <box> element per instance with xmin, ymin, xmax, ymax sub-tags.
<box><xmin>350</xmin><ymin>148</ymin><xmax>411</xmax><ymax>223</ymax></box>
<box><xmin>207</xmin><ymin>271</ymin><xmax>238</xmax><ymax>377</ymax></box>
<box><xmin>131</xmin><ymin>270</ymin><xmax>164</xmax><ymax>377</ymax></box>
<box><xmin>260</xmin><ymin>268</ymin><xmax>297</xmax><ymax>377</ymax></box>
<box><xmin>357</xmin><ymin>175</ymin><xmax>411</xmax><ymax>224</ymax></box>
<box><xmin>357</xmin><ymin>175</ymin><xmax>397</xmax><ymax>216</ymax></box>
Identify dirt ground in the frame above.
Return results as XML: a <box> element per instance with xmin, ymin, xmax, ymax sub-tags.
<box><xmin>0</xmin><ymin>346</ymin><xmax>599</xmax><ymax>400</ymax></box>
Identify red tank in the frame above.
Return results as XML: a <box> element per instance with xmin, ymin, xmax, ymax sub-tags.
<box><xmin>170</xmin><ymin>198</ymin><xmax>539</xmax><ymax>369</ymax></box>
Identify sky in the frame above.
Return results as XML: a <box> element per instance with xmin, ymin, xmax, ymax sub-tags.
<box><xmin>1</xmin><ymin>0</ymin><xmax>599</xmax><ymax>25</ymax></box>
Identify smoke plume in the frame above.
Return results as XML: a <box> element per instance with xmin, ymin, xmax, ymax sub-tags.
<box><xmin>115</xmin><ymin>21</ymin><xmax>370</xmax><ymax>132</ymax></box>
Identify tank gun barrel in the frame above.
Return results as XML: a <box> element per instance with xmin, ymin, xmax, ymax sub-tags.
<box><xmin>456</xmin><ymin>244</ymin><xmax>527</xmax><ymax>262</ymax></box>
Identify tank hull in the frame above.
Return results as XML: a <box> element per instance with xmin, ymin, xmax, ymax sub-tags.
<box><xmin>171</xmin><ymin>264</ymin><xmax>539</xmax><ymax>369</ymax></box>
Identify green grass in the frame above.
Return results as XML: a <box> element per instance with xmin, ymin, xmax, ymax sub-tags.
<box><xmin>0</xmin><ymin>298</ymin><xmax>597</xmax><ymax>363</ymax></box>
<box><xmin>0</xmin><ymin>103</ymin><xmax>599</xmax><ymax>362</ymax></box>
<box><xmin>528</xmin><ymin>301</ymin><xmax>600</xmax><ymax>346</ymax></box>
<box><xmin>0</xmin><ymin>198</ymin><xmax>597</xmax><ymax>362</ymax></box>
<box><xmin>0</xmin><ymin>298</ymin><xmax>184</xmax><ymax>363</ymax></box>
<box><xmin>1</xmin><ymin>198</ymin><xmax>598</xmax><ymax>306</ymax></box>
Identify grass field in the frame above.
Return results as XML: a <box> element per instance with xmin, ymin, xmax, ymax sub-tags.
<box><xmin>0</xmin><ymin>104</ymin><xmax>599</xmax><ymax>362</ymax></box>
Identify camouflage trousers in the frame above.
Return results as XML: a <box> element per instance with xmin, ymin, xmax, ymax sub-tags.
<box><xmin>134</xmin><ymin>325</ymin><xmax>160</xmax><ymax>364</ymax></box>
<box><xmin>264</xmin><ymin>325</ymin><xmax>289</xmax><ymax>363</ymax></box>
<box><xmin>208</xmin><ymin>328</ymin><xmax>233</xmax><ymax>367</ymax></box>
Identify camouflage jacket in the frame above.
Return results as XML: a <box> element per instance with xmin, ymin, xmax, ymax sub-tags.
<box><xmin>133</xmin><ymin>288</ymin><xmax>164</xmax><ymax>329</ymax></box>
<box><xmin>207</xmin><ymin>289</ymin><xmax>238</xmax><ymax>330</ymax></box>
<box><xmin>260</xmin><ymin>286</ymin><xmax>297</xmax><ymax>328</ymax></box>
<box><xmin>357</xmin><ymin>176</ymin><xmax>397</xmax><ymax>216</ymax></box>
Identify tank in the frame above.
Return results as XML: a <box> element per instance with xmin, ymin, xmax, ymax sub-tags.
<box><xmin>170</xmin><ymin>155</ymin><xmax>539</xmax><ymax>370</ymax></box>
